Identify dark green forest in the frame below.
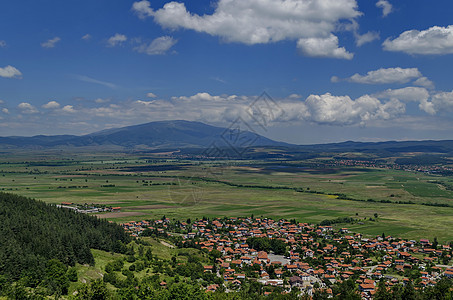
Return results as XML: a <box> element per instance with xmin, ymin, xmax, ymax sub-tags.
<box><xmin>0</xmin><ymin>192</ymin><xmax>130</xmax><ymax>296</ymax></box>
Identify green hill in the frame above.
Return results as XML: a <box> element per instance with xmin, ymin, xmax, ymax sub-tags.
<box><xmin>0</xmin><ymin>192</ymin><xmax>131</xmax><ymax>296</ymax></box>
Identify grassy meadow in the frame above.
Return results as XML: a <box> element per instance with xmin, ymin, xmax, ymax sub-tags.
<box><xmin>1</xmin><ymin>152</ymin><xmax>453</xmax><ymax>242</ymax></box>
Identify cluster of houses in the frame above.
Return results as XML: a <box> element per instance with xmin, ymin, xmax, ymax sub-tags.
<box><xmin>58</xmin><ymin>202</ymin><xmax>121</xmax><ymax>214</ymax></box>
<box><xmin>325</xmin><ymin>158</ymin><xmax>453</xmax><ymax>175</ymax></box>
<box><xmin>121</xmin><ymin>217</ymin><xmax>452</xmax><ymax>298</ymax></box>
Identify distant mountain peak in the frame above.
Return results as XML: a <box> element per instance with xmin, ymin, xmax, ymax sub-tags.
<box><xmin>0</xmin><ymin>120</ymin><xmax>290</xmax><ymax>150</ymax></box>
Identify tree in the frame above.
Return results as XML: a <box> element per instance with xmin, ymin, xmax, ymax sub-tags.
<box><xmin>333</xmin><ymin>279</ymin><xmax>361</xmax><ymax>300</ymax></box>
<box><xmin>401</xmin><ymin>280</ymin><xmax>416</xmax><ymax>300</ymax></box>
<box><xmin>67</xmin><ymin>267</ymin><xmax>78</xmax><ymax>282</ymax></box>
<box><xmin>374</xmin><ymin>280</ymin><xmax>392</xmax><ymax>300</ymax></box>
<box><xmin>44</xmin><ymin>259</ymin><xmax>69</xmax><ymax>296</ymax></box>
<box><xmin>75</xmin><ymin>279</ymin><xmax>109</xmax><ymax>300</ymax></box>
<box><xmin>424</xmin><ymin>277</ymin><xmax>453</xmax><ymax>300</ymax></box>
<box><xmin>433</xmin><ymin>237</ymin><xmax>439</xmax><ymax>250</ymax></box>
<box><xmin>270</xmin><ymin>239</ymin><xmax>287</xmax><ymax>255</ymax></box>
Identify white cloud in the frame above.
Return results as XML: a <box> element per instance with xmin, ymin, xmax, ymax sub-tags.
<box><xmin>0</xmin><ymin>65</ymin><xmax>22</xmax><ymax>79</ymax></box>
<box><xmin>132</xmin><ymin>0</ymin><xmax>154</xmax><ymax>19</ymax></box>
<box><xmin>9</xmin><ymin>89</ymin><xmax>439</xmax><ymax>134</ymax></box>
<box><xmin>74</xmin><ymin>75</ymin><xmax>117</xmax><ymax>89</ymax></box>
<box><xmin>383</xmin><ymin>25</ymin><xmax>453</xmax><ymax>55</ymax></box>
<box><xmin>374</xmin><ymin>87</ymin><xmax>429</xmax><ymax>102</ymax></box>
<box><xmin>212</xmin><ymin>77</ymin><xmax>227</xmax><ymax>84</ymax></box>
<box><xmin>82</xmin><ymin>34</ymin><xmax>92</xmax><ymax>41</ymax></box>
<box><xmin>430</xmin><ymin>91</ymin><xmax>453</xmax><ymax>114</ymax></box>
<box><xmin>297</xmin><ymin>35</ymin><xmax>353</xmax><ymax>59</ymax></box>
<box><xmin>107</xmin><ymin>33</ymin><xmax>128</xmax><ymax>47</ymax></box>
<box><xmin>373</xmin><ymin>87</ymin><xmax>433</xmax><ymax>115</ymax></box>
<box><xmin>341</xmin><ymin>20</ymin><xmax>379</xmax><ymax>47</ymax></box>
<box><xmin>0</xmin><ymin>40</ymin><xmax>6</xmax><ymax>48</ymax></box>
<box><xmin>84</xmin><ymin>92</ymin><xmax>405</xmax><ymax>127</ymax></box>
<box><xmin>18</xmin><ymin>102</ymin><xmax>38</xmax><ymax>114</ymax></box>
<box><xmin>146</xmin><ymin>92</ymin><xmax>157</xmax><ymax>98</ymax></box>
<box><xmin>61</xmin><ymin>105</ymin><xmax>76</xmax><ymax>113</ymax></box>
<box><xmin>132</xmin><ymin>0</ymin><xmax>360</xmax><ymax>58</ymax></box>
<box><xmin>338</xmin><ymin>67</ymin><xmax>422</xmax><ymax>84</ymax></box>
<box><xmin>41</xmin><ymin>37</ymin><xmax>61</xmax><ymax>48</ymax></box>
<box><xmin>304</xmin><ymin>93</ymin><xmax>403</xmax><ymax>125</ymax></box>
<box><xmin>2</xmin><ymin>108</ymin><xmax>9</xmax><ymax>114</ymax></box>
<box><xmin>413</xmin><ymin>77</ymin><xmax>434</xmax><ymax>89</ymax></box>
<box><xmin>95</xmin><ymin>98</ymin><xmax>110</xmax><ymax>103</ymax></box>
<box><xmin>334</xmin><ymin>67</ymin><xmax>435</xmax><ymax>89</ymax></box>
<box><xmin>376</xmin><ymin>0</ymin><xmax>393</xmax><ymax>17</ymax></box>
<box><xmin>42</xmin><ymin>101</ymin><xmax>60</xmax><ymax>109</ymax></box>
<box><xmin>134</xmin><ymin>36</ymin><xmax>177</xmax><ymax>55</ymax></box>
<box><xmin>418</xmin><ymin>99</ymin><xmax>435</xmax><ymax>115</ymax></box>
<box><xmin>288</xmin><ymin>94</ymin><xmax>302</xmax><ymax>99</ymax></box>
<box><xmin>355</xmin><ymin>31</ymin><xmax>380</xmax><ymax>47</ymax></box>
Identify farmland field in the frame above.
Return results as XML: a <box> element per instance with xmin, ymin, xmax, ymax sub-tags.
<box><xmin>1</xmin><ymin>151</ymin><xmax>453</xmax><ymax>242</ymax></box>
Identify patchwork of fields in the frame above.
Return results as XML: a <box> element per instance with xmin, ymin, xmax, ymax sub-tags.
<box><xmin>1</xmin><ymin>151</ymin><xmax>452</xmax><ymax>242</ymax></box>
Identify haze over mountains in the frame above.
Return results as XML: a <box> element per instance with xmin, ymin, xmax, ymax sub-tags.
<box><xmin>1</xmin><ymin>120</ymin><xmax>453</xmax><ymax>155</ymax></box>
<box><xmin>0</xmin><ymin>120</ymin><xmax>287</xmax><ymax>149</ymax></box>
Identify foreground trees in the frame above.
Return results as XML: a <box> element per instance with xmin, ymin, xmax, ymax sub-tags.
<box><xmin>0</xmin><ymin>192</ymin><xmax>131</xmax><ymax>297</ymax></box>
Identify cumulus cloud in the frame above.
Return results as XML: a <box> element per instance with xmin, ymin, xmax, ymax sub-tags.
<box><xmin>0</xmin><ymin>65</ymin><xmax>22</xmax><ymax>79</ymax></box>
<box><xmin>95</xmin><ymin>98</ymin><xmax>110</xmax><ymax>104</ymax></box>
<box><xmin>383</xmin><ymin>25</ymin><xmax>453</xmax><ymax>55</ymax></box>
<box><xmin>18</xmin><ymin>102</ymin><xmax>39</xmax><ymax>114</ymax></box>
<box><xmin>375</xmin><ymin>89</ymin><xmax>453</xmax><ymax>116</ymax></box>
<box><xmin>297</xmin><ymin>35</ymin><xmax>353</xmax><ymax>59</ymax></box>
<box><xmin>413</xmin><ymin>77</ymin><xmax>434</xmax><ymax>89</ymax></box>
<box><xmin>132</xmin><ymin>0</ymin><xmax>360</xmax><ymax>59</ymax></box>
<box><xmin>41</xmin><ymin>37</ymin><xmax>61</xmax><ymax>48</ymax></box>
<box><xmin>373</xmin><ymin>87</ymin><xmax>434</xmax><ymax>115</ymax></box>
<box><xmin>134</xmin><ymin>36</ymin><xmax>177</xmax><ymax>55</ymax></box>
<box><xmin>82</xmin><ymin>92</ymin><xmax>406</xmax><ymax>127</ymax></box>
<box><xmin>61</xmin><ymin>105</ymin><xmax>76</xmax><ymax>113</ymax></box>
<box><xmin>82</xmin><ymin>34</ymin><xmax>92</xmax><ymax>41</ymax></box>
<box><xmin>335</xmin><ymin>67</ymin><xmax>422</xmax><ymax>84</ymax></box>
<box><xmin>418</xmin><ymin>99</ymin><xmax>436</xmax><ymax>115</ymax></box>
<box><xmin>304</xmin><ymin>93</ymin><xmax>404</xmax><ymax>125</ymax></box>
<box><xmin>428</xmin><ymin>91</ymin><xmax>453</xmax><ymax>115</ymax></box>
<box><xmin>107</xmin><ymin>33</ymin><xmax>127</xmax><ymax>47</ymax></box>
<box><xmin>42</xmin><ymin>101</ymin><xmax>60</xmax><ymax>109</ymax></box>
<box><xmin>374</xmin><ymin>87</ymin><xmax>429</xmax><ymax>102</ymax></box>
<box><xmin>146</xmin><ymin>92</ymin><xmax>157</xmax><ymax>98</ymax></box>
<box><xmin>2</xmin><ymin>108</ymin><xmax>9</xmax><ymax>114</ymax></box>
<box><xmin>376</xmin><ymin>0</ymin><xmax>393</xmax><ymax>17</ymax></box>
<box><xmin>132</xmin><ymin>0</ymin><xmax>154</xmax><ymax>19</ymax></box>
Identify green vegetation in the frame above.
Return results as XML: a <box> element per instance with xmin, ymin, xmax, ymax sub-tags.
<box><xmin>0</xmin><ymin>192</ymin><xmax>130</xmax><ymax>298</ymax></box>
<box><xmin>0</xmin><ymin>151</ymin><xmax>453</xmax><ymax>243</ymax></box>
<box><xmin>247</xmin><ymin>237</ymin><xmax>287</xmax><ymax>255</ymax></box>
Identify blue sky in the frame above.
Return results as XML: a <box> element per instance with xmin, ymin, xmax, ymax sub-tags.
<box><xmin>1</xmin><ymin>0</ymin><xmax>453</xmax><ymax>144</ymax></box>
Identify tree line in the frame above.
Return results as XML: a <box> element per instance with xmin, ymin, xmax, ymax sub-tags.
<box><xmin>0</xmin><ymin>192</ymin><xmax>131</xmax><ymax>297</ymax></box>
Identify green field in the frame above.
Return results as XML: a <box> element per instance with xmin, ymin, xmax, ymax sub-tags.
<box><xmin>1</xmin><ymin>152</ymin><xmax>453</xmax><ymax>242</ymax></box>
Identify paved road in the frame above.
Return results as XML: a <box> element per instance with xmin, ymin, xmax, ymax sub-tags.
<box><xmin>268</xmin><ymin>253</ymin><xmax>290</xmax><ymax>265</ymax></box>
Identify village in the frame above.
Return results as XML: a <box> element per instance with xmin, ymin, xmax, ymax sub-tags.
<box><xmin>120</xmin><ymin>216</ymin><xmax>453</xmax><ymax>298</ymax></box>
<box><xmin>58</xmin><ymin>202</ymin><xmax>121</xmax><ymax>214</ymax></box>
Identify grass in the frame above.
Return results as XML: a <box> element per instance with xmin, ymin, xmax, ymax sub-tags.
<box><xmin>1</xmin><ymin>152</ymin><xmax>453</xmax><ymax>242</ymax></box>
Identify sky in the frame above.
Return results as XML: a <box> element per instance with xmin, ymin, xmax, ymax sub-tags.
<box><xmin>2</xmin><ymin>0</ymin><xmax>453</xmax><ymax>144</ymax></box>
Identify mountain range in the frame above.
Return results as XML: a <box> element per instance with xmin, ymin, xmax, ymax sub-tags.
<box><xmin>1</xmin><ymin>120</ymin><xmax>453</xmax><ymax>155</ymax></box>
<box><xmin>0</xmin><ymin>120</ymin><xmax>287</xmax><ymax>150</ymax></box>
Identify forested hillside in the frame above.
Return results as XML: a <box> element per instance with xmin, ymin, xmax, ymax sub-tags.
<box><xmin>0</xmin><ymin>192</ymin><xmax>131</xmax><ymax>295</ymax></box>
